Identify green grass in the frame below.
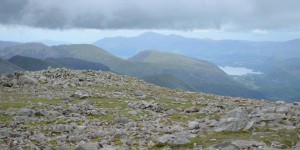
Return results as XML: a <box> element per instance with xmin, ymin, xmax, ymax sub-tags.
<box><xmin>0</xmin><ymin>113</ymin><xmax>12</xmax><ymax>124</ymax></box>
<box><xmin>152</xmin><ymin>128</ymin><xmax>300</xmax><ymax>149</ymax></box>
<box><xmin>252</xmin><ymin>128</ymin><xmax>300</xmax><ymax>147</ymax></box>
<box><xmin>168</xmin><ymin>113</ymin><xmax>206</xmax><ymax>122</ymax></box>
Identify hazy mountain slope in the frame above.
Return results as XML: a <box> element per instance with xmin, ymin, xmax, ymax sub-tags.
<box><xmin>94</xmin><ymin>32</ymin><xmax>300</xmax><ymax>68</ymax></box>
<box><xmin>0</xmin><ymin>42</ymin><xmax>50</xmax><ymax>59</ymax></box>
<box><xmin>0</xmin><ymin>41</ymin><xmax>20</xmax><ymax>50</ymax></box>
<box><xmin>0</xmin><ymin>43</ymin><xmax>171</xmax><ymax>77</ymax></box>
<box><xmin>129</xmin><ymin>50</ymin><xmax>263</xmax><ymax>98</ymax></box>
<box><xmin>0</xmin><ymin>43</ymin><xmax>123</xmax><ymax>70</ymax></box>
<box><xmin>8</xmin><ymin>55</ymin><xmax>62</xmax><ymax>71</ymax></box>
<box><xmin>0</xmin><ymin>58</ymin><xmax>24</xmax><ymax>74</ymax></box>
<box><xmin>8</xmin><ymin>55</ymin><xmax>110</xmax><ymax>71</ymax></box>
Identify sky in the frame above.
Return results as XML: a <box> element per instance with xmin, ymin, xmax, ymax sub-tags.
<box><xmin>1</xmin><ymin>0</ymin><xmax>300</xmax><ymax>44</ymax></box>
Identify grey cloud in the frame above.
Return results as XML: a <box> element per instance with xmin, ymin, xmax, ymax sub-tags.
<box><xmin>0</xmin><ymin>0</ymin><xmax>300</xmax><ymax>30</ymax></box>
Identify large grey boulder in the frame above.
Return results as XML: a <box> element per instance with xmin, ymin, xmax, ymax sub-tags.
<box><xmin>156</xmin><ymin>134</ymin><xmax>190</xmax><ymax>145</ymax></box>
<box><xmin>73</xmin><ymin>91</ymin><xmax>89</xmax><ymax>99</ymax></box>
<box><xmin>293</xmin><ymin>142</ymin><xmax>300</xmax><ymax>149</ymax></box>
<box><xmin>114</xmin><ymin>117</ymin><xmax>129</xmax><ymax>124</ymax></box>
<box><xmin>231</xmin><ymin>140</ymin><xmax>267</xmax><ymax>149</ymax></box>
<box><xmin>188</xmin><ymin>121</ymin><xmax>200</xmax><ymax>130</ymax></box>
<box><xmin>214</xmin><ymin>108</ymin><xmax>249</xmax><ymax>132</ymax></box>
<box><xmin>207</xmin><ymin>142</ymin><xmax>239</xmax><ymax>150</ymax></box>
<box><xmin>16</xmin><ymin>108</ymin><xmax>33</xmax><ymax>117</ymax></box>
<box><xmin>18</xmin><ymin>75</ymin><xmax>37</xmax><ymax>85</ymax></box>
<box><xmin>173</xmin><ymin>136</ymin><xmax>191</xmax><ymax>145</ymax></box>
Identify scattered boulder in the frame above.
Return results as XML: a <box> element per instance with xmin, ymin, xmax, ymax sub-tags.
<box><xmin>271</xmin><ymin>141</ymin><xmax>288</xmax><ymax>149</ymax></box>
<box><xmin>16</xmin><ymin>108</ymin><xmax>33</xmax><ymax>117</ymax></box>
<box><xmin>128</xmin><ymin>100</ymin><xmax>165</xmax><ymax>112</ymax></box>
<box><xmin>214</xmin><ymin>108</ymin><xmax>249</xmax><ymax>132</ymax></box>
<box><xmin>114</xmin><ymin>117</ymin><xmax>129</xmax><ymax>124</ymax></box>
<box><xmin>184</xmin><ymin>107</ymin><xmax>199</xmax><ymax>113</ymax></box>
<box><xmin>78</xmin><ymin>99</ymin><xmax>93</xmax><ymax>105</ymax></box>
<box><xmin>188</xmin><ymin>121</ymin><xmax>200</xmax><ymax>130</ymax></box>
<box><xmin>293</xmin><ymin>142</ymin><xmax>300</xmax><ymax>149</ymax></box>
<box><xmin>75</xmin><ymin>142</ymin><xmax>99</xmax><ymax>150</ymax></box>
<box><xmin>73</xmin><ymin>91</ymin><xmax>89</xmax><ymax>99</ymax></box>
<box><xmin>135</xmin><ymin>90</ymin><xmax>145</xmax><ymax>96</ymax></box>
<box><xmin>231</xmin><ymin>140</ymin><xmax>267</xmax><ymax>149</ymax></box>
<box><xmin>156</xmin><ymin>134</ymin><xmax>190</xmax><ymax>145</ymax></box>
<box><xmin>207</xmin><ymin>142</ymin><xmax>239</xmax><ymax>150</ymax></box>
<box><xmin>18</xmin><ymin>75</ymin><xmax>38</xmax><ymax>85</ymax></box>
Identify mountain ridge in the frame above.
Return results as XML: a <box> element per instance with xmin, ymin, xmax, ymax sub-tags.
<box><xmin>0</xmin><ymin>43</ymin><xmax>262</xmax><ymax>99</ymax></box>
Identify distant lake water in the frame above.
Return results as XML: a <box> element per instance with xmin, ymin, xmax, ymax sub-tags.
<box><xmin>219</xmin><ymin>66</ymin><xmax>262</xmax><ymax>76</ymax></box>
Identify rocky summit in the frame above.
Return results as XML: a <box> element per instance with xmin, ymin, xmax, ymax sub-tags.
<box><xmin>0</xmin><ymin>68</ymin><xmax>299</xmax><ymax>150</ymax></box>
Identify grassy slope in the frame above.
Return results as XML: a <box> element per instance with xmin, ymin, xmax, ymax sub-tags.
<box><xmin>8</xmin><ymin>55</ymin><xmax>62</xmax><ymax>71</ymax></box>
<box><xmin>0</xmin><ymin>58</ymin><xmax>24</xmax><ymax>74</ymax></box>
<box><xmin>129</xmin><ymin>50</ymin><xmax>263</xmax><ymax>98</ymax></box>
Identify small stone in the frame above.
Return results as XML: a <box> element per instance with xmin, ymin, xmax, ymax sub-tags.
<box><xmin>114</xmin><ymin>117</ymin><xmax>129</xmax><ymax>124</ymax></box>
<box><xmin>75</xmin><ymin>142</ymin><xmax>99</xmax><ymax>150</ymax></box>
<box><xmin>79</xmin><ymin>99</ymin><xmax>93</xmax><ymax>105</ymax></box>
<box><xmin>173</xmin><ymin>136</ymin><xmax>191</xmax><ymax>145</ymax></box>
<box><xmin>135</xmin><ymin>90</ymin><xmax>144</xmax><ymax>96</ymax></box>
<box><xmin>16</xmin><ymin>108</ymin><xmax>33</xmax><ymax>117</ymax></box>
<box><xmin>271</xmin><ymin>141</ymin><xmax>288</xmax><ymax>149</ymax></box>
<box><xmin>207</xmin><ymin>142</ymin><xmax>239</xmax><ymax>150</ymax></box>
<box><xmin>18</xmin><ymin>75</ymin><xmax>37</xmax><ymax>85</ymax></box>
<box><xmin>157</xmin><ymin>134</ymin><xmax>173</xmax><ymax>144</ymax></box>
<box><xmin>188</xmin><ymin>121</ymin><xmax>200</xmax><ymax>130</ymax></box>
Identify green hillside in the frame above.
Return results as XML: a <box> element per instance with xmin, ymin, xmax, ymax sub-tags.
<box><xmin>0</xmin><ymin>58</ymin><xmax>24</xmax><ymax>74</ymax></box>
<box><xmin>8</xmin><ymin>55</ymin><xmax>62</xmax><ymax>71</ymax></box>
<box><xmin>129</xmin><ymin>50</ymin><xmax>263</xmax><ymax>98</ymax></box>
<box><xmin>8</xmin><ymin>55</ymin><xmax>110</xmax><ymax>71</ymax></box>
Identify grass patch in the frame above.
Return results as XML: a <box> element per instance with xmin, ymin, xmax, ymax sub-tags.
<box><xmin>252</xmin><ymin>128</ymin><xmax>300</xmax><ymax>147</ymax></box>
<box><xmin>87</xmin><ymin>98</ymin><xmax>129</xmax><ymax>109</ymax></box>
<box><xmin>169</xmin><ymin>113</ymin><xmax>206</xmax><ymax>122</ymax></box>
<box><xmin>0</xmin><ymin>113</ymin><xmax>12</xmax><ymax>124</ymax></box>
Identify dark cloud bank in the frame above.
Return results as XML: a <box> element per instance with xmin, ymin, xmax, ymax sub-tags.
<box><xmin>0</xmin><ymin>0</ymin><xmax>300</xmax><ymax>30</ymax></box>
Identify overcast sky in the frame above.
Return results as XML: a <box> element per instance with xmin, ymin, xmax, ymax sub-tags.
<box><xmin>1</xmin><ymin>0</ymin><xmax>300</xmax><ymax>43</ymax></box>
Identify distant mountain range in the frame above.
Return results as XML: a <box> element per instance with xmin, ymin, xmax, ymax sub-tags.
<box><xmin>0</xmin><ymin>42</ymin><xmax>260</xmax><ymax>98</ymax></box>
<box><xmin>93</xmin><ymin>32</ymin><xmax>300</xmax><ymax>67</ymax></box>
<box><xmin>1</xmin><ymin>33</ymin><xmax>300</xmax><ymax>101</ymax></box>
<box><xmin>0</xmin><ymin>41</ymin><xmax>20</xmax><ymax>52</ymax></box>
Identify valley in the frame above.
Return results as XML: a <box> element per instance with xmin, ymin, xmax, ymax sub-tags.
<box><xmin>1</xmin><ymin>34</ymin><xmax>300</xmax><ymax>101</ymax></box>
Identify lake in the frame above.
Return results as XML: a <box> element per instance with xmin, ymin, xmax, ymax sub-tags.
<box><xmin>219</xmin><ymin>66</ymin><xmax>262</xmax><ymax>76</ymax></box>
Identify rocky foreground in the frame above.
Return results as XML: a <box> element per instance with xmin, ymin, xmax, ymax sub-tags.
<box><xmin>0</xmin><ymin>68</ymin><xmax>299</xmax><ymax>150</ymax></box>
